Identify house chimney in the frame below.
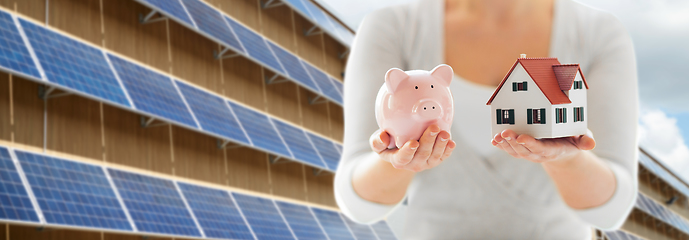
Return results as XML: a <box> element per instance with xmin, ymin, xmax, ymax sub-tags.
<box><xmin>520</xmin><ymin>53</ymin><xmax>526</xmax><ymax>58</ymax></box>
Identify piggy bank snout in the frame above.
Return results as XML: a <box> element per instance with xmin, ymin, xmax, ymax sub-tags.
<box><xmin>413</xmin><ymin>99</ymin><xmax>443</xmax><ymax>119</ymax></box>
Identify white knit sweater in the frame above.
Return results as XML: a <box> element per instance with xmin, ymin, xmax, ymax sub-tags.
<box><xmin>334</xmin><ymin>0</ymin><xmax>639</xmax><ymax>239</ymax></box>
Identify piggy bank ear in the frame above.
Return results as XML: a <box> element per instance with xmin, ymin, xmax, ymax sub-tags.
<box><xmin>430</xmin><ymin>64</ymin><xmax>453</xmax><ymax>87</ymax></box>
<box><xmin>385</xmin><ymin>68</ymin><xmax>409</xmax><ymax>93</ymax></box>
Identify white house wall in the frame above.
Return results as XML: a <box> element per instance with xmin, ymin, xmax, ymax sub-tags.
<box><xmin>551</xmin><ymin>72</ymin><xmax>588</xmax><ymax>138</ymax></box>
<box><xmin>490</xmin><ymin>63</ymin><xmax>554</xmax><ymax>138</ymax></box>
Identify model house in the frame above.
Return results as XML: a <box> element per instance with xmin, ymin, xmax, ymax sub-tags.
<box><xmin>486</xmin><ymin>54</ymin><xmax>588</xmax><ymax>138</ymax></box>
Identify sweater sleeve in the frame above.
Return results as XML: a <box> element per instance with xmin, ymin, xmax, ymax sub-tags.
<box><xmin>571</xmin><ymin>11</ymin><xmax>639</xmax><ymax>230</ymax></box>
<box><xmin>334</xmin><ymin>6</ymin><xmax>408</xmax><ymax>224</ymax></box>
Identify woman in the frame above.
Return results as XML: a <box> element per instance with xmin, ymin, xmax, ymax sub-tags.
<box><xmin>334</xmin><ymin>0</ymin><xmax>638</xmax><ymax>238</ymax></box>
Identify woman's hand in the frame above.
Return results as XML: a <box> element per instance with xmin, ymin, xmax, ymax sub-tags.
<box><xmin>491</xmin><ymin>129</ymin><xmax>596</xmax><ymax>164</ymax></box>
<box><xmin>369</xmin><ymin>124</ymin><xmax>456</xmax><ymax>172</ymax></box>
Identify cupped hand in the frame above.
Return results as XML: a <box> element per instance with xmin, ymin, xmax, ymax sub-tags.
<box><xmin>369</xmin><ymin>124</ymin><xmax>456</xmax><ymax>172</ymax></box>
<box><xmin>491</xmin><ymin>129</ymin><xmax>596</xmax><ymax>164</ymax></box>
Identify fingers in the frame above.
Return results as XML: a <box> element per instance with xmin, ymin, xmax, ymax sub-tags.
<box><xmin>369</xmin><ymin>130</ymin><xmax>390</xmax><ymax>153</ymax></box>
<box><xmin>426</xmin><ymin>131</ymin><xmax>451</xmax><ymax>167</ymax></box>
<box><xmin>494</xmin><ymin>132</ymin><xmax>518</xmax><ymax>157</ymax></box>
<box><xmin>389</xmin><ymin>140</ymin><xmax>418</xmax><ymax>168</ymax></box>
<box><xmin>499</xmin><ymin>130</ymin><xmax>533</xmax><ymax>158</ymax></box>
<box><xmin>429</xmin><ymin>139</ymin><xmax>455</xmax><ymax>168</ymax></box>
<box><xmin>411</xmin><ymin>125</ymin><xmax>441</xmax><ymax>163</ymax></box>
<box><xmin>576</xmin><ymin>131</ymin><xmax>596</xmax><ymax>150</ymax></box>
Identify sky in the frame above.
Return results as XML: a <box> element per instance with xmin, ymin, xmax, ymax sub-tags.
<box><xmin>316</xmin><ymin>0</ymin><xmax>689</xmax><ymax>179</ymax></box>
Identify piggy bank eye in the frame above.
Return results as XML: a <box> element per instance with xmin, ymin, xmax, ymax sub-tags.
<box><xmin>415</xmin><ymin>86</ymin><xmax>418</xmax><ymax>89</ymax></box>
<box><xmin>431</xmin><ymin>85</ymin><xmax>434</xmax><ymax>88</ymax></box>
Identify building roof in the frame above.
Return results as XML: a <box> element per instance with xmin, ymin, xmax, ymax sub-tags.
<box><xmin>486</xmin><ymin>57</ymin><xmax>589</xmax><ymax>105</ymax></box>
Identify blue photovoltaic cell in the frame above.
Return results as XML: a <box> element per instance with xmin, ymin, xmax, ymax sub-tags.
<box><xmin>341</xmin><ymin>214</ymin><xmax>377</xmax><ymax>240</ymax></box>
<box><xmin>300</xmin><ymin>0</ymin><xmax>337</xmax><ymax>38</ymax></box>
<box><xmin>176</xmin><ymin>81</ymin><xmax>251</xmax><ymax>145</ymax></box>
<box><xmin>141</xmin><ymin>0</ymin><xmax>195</xmax><ymax>27</ymax></box>
<box><xmin>0</xmin><ymin>12</ymin><xmax>41</xmax><ymax>79</ymax></box>
<box><xmin>302</xmin><ymin>61</ymin><xmax>342</xmax><ymax>104</ymax></box>
<box><xmin>271</xmin><ymin>119</ymin><xmax>327</xmax><ymax>169</ymax></box>
<box><xmin>275</xmin><ymin>201</ymin><xmax>327</xmax><ymax>240</ymax></box>
<box><xmin>322</xmin><ymin>14</ymin><xmax>353</xmax><ymax>45</ymax></box>
<box><xmin>605</xmin><ymin>231</ymin><xmax>643</xmax><ymax>240</ymax></box>
<box><xmin>232</xmin><ymin>192</ymin><xmax>294</xmax><ymax>240</ymax></box>
<box><xmin>267</xmin><ymin>42</ymin><xmax>320</xmax><ymax>92</ymax></box>
<box><xmin>0</xmin><ymin>148</ymin><xmax>39</xmax><ymax>223</ymax></box>
<box><xmin>330</xmin><ymin>77</ymin><xmax>344</xmax><ymax>97</ymax></box>
<box><xmin>108</xmin><ymin>55</ymin><xmax>197</xmax><ymax>128</ymax></box>
<box><xmin>306</xmin><ymin>132</ymin><xmax>341</xmax><ymax>170</ymax></box>
<box><xmin>284</xmin><ymin>0</ymin><xmax>313</xmax><ymax>20</ymax></box>
<box><xmin>225</xmin><ymin>17</ymin><xmax>285</xmax><ymax>75</ymax></box>
<box><xmin>20</xmin><ymin>19</ymin><xmax>130</xmax><ymax>107</ymax></box>
<box><xmin>15</xmin><ymin>150</ymin><xmax>131</xmax><ymax>230</ymax></box>
<box><xmin>333</xmin><ymin>143</ymin><xmax>343</xmax><ymax>155</ymax></box>
<box><xmin>637</xmin><ymin>193</ymin><xmax>689</xmax><ymax>234</ymax></box>
<box><xmin>181</xmin><ymin>0</ymin><xmax>245</xmax><ymax>54</ymax></box>
<box><xmin>228</xmin><ymin>102</ymin><xmax>292</xmax><ymax>158</ymax></box>
<box><xmin>310</xmin><ymin>208</ymin><xmax>355</xmax><ymax>240</ymax></box>
<box><xmin>108</xmin><ymin>169</ymin><xmax>201</xmax><ymax>237</ymax></box>
<box><xmin>371</xmin><ymin>221</ymin><xmax>397</xmax><ymax>240</ymax></box>
<box><xmin>177</xmin><ymin>183</ymin><xmax>253</xmax><ymax>240</ymax></box>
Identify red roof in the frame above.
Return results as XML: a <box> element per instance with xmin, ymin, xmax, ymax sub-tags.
<box><xmin>486</xmin><ymin>58</ymin><xmax>589</xmax><ymax>105</ymax></box>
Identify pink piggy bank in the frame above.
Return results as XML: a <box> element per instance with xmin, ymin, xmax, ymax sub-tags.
<box><xmin>375</xmin><ymin>64</ymin><xmax>454</xmax><ymax>149</ymax></box>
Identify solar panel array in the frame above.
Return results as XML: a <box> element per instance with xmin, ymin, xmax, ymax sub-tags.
<box><xmin>0</xmin><ymin>145</ymin><xmax>396</xmax><ymax>240</ymax></box>
<box><xmin>635</xmin><ymin>193</ymin><xmax>689</xmax><ymax>235</ymax></box>
<box><xmin>604</xmin><ymin>230</ymin><xmax>644</xmax><ymax>240</ymax></box>
<box><xmin>135</xmin><ymin>0</ymin><xmax>345</xmax><ymax>106</ymax></box>
<box><xmin>281</xmin><ymin>0</ymin><xmax>355</xmax><ymax>47</ymax></box>
<box><xmin>0</xmin><ymin>8</ymin><xmax>342</xmax><ymax>173</ymax></box>
<box><xmin>638</xmin><ymin>151</ymin><xmax>689</xmax><ymax>197</ymax></box>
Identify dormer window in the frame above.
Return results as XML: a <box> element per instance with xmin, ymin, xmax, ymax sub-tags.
<box><xmin>512</xmin><ymin>81</ymin><xmax>527</xmax><ymax>91</ymax></box>
<box><xmin>573</xmin><ymin>81</ymin><xmax>583</xmax><ymax>89</ymax></box>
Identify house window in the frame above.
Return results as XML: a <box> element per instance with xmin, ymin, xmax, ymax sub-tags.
<box><xmin>573</xmin><ymin>81</ymin><xmax>583</xmax><ymax>89</ymax></box>
<box><xmin>527</xmin><ymin>108</ymin><xmax>546</xmax><ymax>124</ymax></box>
<box><xmin>496</xmin><ymin>109</ymin><xmax>514</xmax><ymax>125</ymax></box>
<box><xmin>512</xmin><ymin>81</ymin><xmax>528</xmax><ymax>91</ymax></box>
<box><xmin>555</xmin><ymin>108</ymin><xmax>567</xmax><ymax>123</ymax></box>
<box><xmin>574</xmin><ymin>107</ymin><xmax>584</xmax><ymax>122</ymax></box>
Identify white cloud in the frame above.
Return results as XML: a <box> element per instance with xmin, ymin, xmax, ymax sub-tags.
<box><xmin>638</xmin><ymin>109</ymin><xmax>689</xmax><ymax>178</ymax></box>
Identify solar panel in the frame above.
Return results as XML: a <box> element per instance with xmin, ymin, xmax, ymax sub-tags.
<box><xmin>340</xmin><ymin>213</ymin><xmax>378</xmax><ymax>240</ymax></box>
<box><xmin>370</xmin><ymin>221</ymin><xmax>397</xmax><ymax>240</ymax></box>
<box><xmin>305</xmin><ymin>133</ymin><xmax>341</xmax><ymax>171</ymax></box>
<box><xmin>176</xmin><ymin>81</ymin><xmax>251</xmax><ymax>145</ymax></box>
<box><xmin>329</xmin><ymin>19</ymin><xmax>354</xmax><ymax>46</ymax></box>
<box><xmin>299</xmin><ymin>0</ymin><xmax>338</xmax><ymax>38</ymax></box>
<box><xmin>605</xmin><ymin>231</ymin><xmax>643</xmax><ymax>240</ymax></box>
<box><xmin>330</xmin><ymin>77</ymin><xmax>344</xmax><ymax>97</ymax></box>
<box><xmin>310</xmin><ymin>207</ymin><xmax>355</xmax><ymax>240</ymax></box>
<box><xmin>0</xmin><ymin>148</ymin><xmax>39</xmax><ymax>223</ymax></box>
<box><xmin>19</xmin><ymin>19</ymin><xmax>131</xmax><ymax>107</ymax></box>
<box><xmin>107</xmin><ymin>55</ymin><xmax>198</xmax><ymax>128</ymax></box>
<box><xmin>302</xmin><ymin>61</ymin><xmax>342</xmax><ymax>104</ymax></box>
<box><xmin>227</xmin><ymin>102</ymin><xmax>293</xmax><ymax>159</ymax></box>
<box><xmin>0</xmin><ymin>12</ymin><xmax>41</xmax><ymax>79</ymax></box>
<box><xmin>332</xmin><ymin>142</ymin><xmax>343</xmax><ymax>155</ymax></box>
<box><xmin>139</xmin><ymin>0</ymin><xmax>195</xmax><ymax>27</ymax></box>
<box><xmin>181</xmin><ymin>0</ymin><xmax>245</xmax><ymax>54</ymax></box>
<box><xmin>267</xmin><ymin>42</ymin><xmax>321</xmax><ymax>92</ymax></box>
<box><xmin>107</xmin><ymin>169</ymin><xmax>201</xmax><ymax>237</ymax></box>
<box><xmin>15</xmin><ymin>150</ymin><xmax>132</xmax><ymax>230</ymax></box>
<box><xmin>275</xmin><ymin>201</ymin><xmax>328</xmax><ymax>240</ymax></box>
<box><xmin>231</xmin><ymin>192</ymin><xmax>296</xmax><ymax>240</ymax></box>
<box><xmin>271</xmin><ymin>119</ymin><xmax>327</xmax><ymax>169</ymax></box>
<box><xmin>283</xmin><ymin>0</ymin><xmax>313</xmax><ymax>21</ymax></box>
<box><xmin>225</xmin><ymin>17</ymin><xmax>285</xmax><ymax>75</ymax></box>
<box><xmin>639</xmin><ymin>153</ymin><xmax>689</xmax><ymax>197</ymax></box>
<box><xmin>177</xmin><ymin>182</ymin><xmax>254</xmax><ymax>239</ymax></box>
